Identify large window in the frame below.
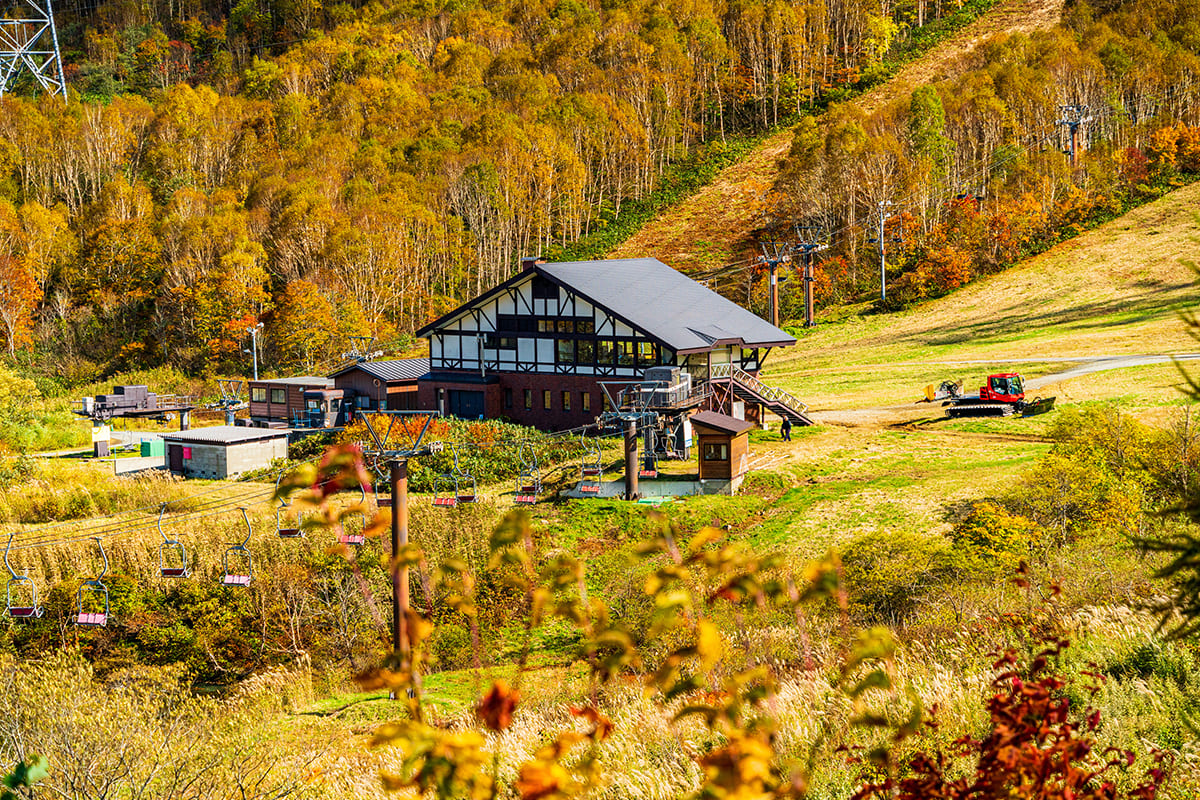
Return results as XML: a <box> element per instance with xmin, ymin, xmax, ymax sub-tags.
<box><xmin>617</xmin><ymin>341</ymin><xmax>635</xmax><ymax>367</ymax></box>
<box><xmin>597</xmin><ymin>340</ymin><xmax>614</xmax><ymax>365</ymax></box>
<box><xmin>251</xmin><ymin>387</ymin><xmax>266</xmax><ymax>402</ymax></box>
<box><xmin>556</xmin><ymin>339</ymin><xmax>575</xmax><ymax>364</ymax></box>
<box><xmin>270</xmin><ymin>388</ymin><xmax>286</xmax><ymax>404</ymax></box>
<box><xmin>532</xmin><ymin>275</ymin><xmax>559</xmax><ymax>299</ymax></box>
<box><xmin>497</xmin><ymin>314</ymin><xmax>536</xmax><ymax>334</ymax></box>
<box><xmin>577</xmin><ymin>340</ymin><xmax>594</xmax><ymax>364</ymax></box>
<box><xmin>637</xmin><ymin>341</ymin><xmax>656</xmax><ymax>367</ymax></box>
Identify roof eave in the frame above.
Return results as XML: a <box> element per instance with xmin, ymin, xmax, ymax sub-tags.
<box><xmin>674</xmin><ymin>338</ymin><xmax>796</xmax><ymax>356</ymax></box>
<box><xmin>414</xmin><ymin>271</ymin><xmax>530</xmax><ymax>338</ymax></box>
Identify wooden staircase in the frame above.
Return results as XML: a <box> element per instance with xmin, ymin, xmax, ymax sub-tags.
<box><xmin>707</xmin><ymin>364</ymin><xmax>814</xmax><ymax>425</ymax></box>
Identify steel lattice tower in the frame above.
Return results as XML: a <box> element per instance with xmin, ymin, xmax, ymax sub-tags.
<box><xmin>0</xmin><ymin>0</ymin><xmax>66</xmax><ymax>98</ymax></box>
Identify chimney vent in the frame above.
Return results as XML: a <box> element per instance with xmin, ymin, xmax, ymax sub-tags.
<box><xmin>521</xmin><ymin>256</ymin><xmax>546</xmax><ymax>271</ymax></box>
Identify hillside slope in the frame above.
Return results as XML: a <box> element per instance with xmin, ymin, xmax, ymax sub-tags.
<box><xmin>762</xmin><ymin>180</ymin><xmax>1200</xmax><ymax>412</ymax></box>
<box><xmin>609</xmin><ymin>0</ymin><xmax>1064</xmax><ymax>272</ymax></box>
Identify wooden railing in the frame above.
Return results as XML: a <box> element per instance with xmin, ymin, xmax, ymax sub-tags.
<box><xmin>707</xmin><ymin>364</ymin><xmax>809</xmax><ymax>416</ymax></box>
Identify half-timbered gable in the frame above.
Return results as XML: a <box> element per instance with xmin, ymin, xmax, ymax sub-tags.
<box><xmin>415</xmin><ymin>258</ymin><xmax>795</xmax><ymax>429</ymax></box>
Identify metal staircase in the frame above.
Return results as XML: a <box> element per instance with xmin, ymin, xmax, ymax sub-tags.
<box><xmin>707</xmin><ymin>364</ymin><xmax>814</xmax><ymax>425</ymax></box>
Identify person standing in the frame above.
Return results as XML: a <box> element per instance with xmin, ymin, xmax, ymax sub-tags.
<box><xmin>780</xmin><ymin>417</ymin><xmax>792</xmax><ymax>442</ymax></box>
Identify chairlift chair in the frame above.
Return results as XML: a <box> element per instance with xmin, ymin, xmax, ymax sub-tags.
<box><xmin>639</xmin><ymin>428</ymin><xmax>659</xmax><ymax>479</ymax></box>
<box><xmin>514</xmin><ymin>441</ymin><xmax>541</xmax><ymax>504</ymax></box>
<box><xmin>432</xmin><ymin>471</ymin><xmax>458</xmax><ymax>508</ymax></box>
<box><xmin>4</xmin><ymin>533</ymin><xmax>43</xmax><ymax>620</ymax></box>
<box><xmin>220</xmin><ymin>508</ymin><xmax>254</xmax><ymax>588</ymax></box>
<box><xmin>156</xmin><ymin>504</ymin><xmax>190</xmax><ymax>578</ymax></box>
<box><xmin>376</xmin><ymin>491</ymin><xmax>392</xmax><ymax>509</ymax></box>
<box><xmin>276</xmin><ymin>504</ymin><xmax>303</xmax><ymax>539</ymax></box>
<box><xmin>452</xmin><ymin>448</ymin><xmax>477</xmax><ymax>504</ymax></box>
<box><xmin>339</xmin><ymin>486</ymin><xmax>367</xmax><ymax>546</ymax></box>
<box><xmin>580</xmin><ymin>435</ymin><xmax>602</xmax><ymax>493</ymax></box>
<box><xmin>274</xmin><ymin>474</ymin><xmax>302</xmax><ymax>539</ymax></box>
<box><xmin>74</xmin><ymin>537</ymin><xmax>109</xmax><ymax>627</ymax></box>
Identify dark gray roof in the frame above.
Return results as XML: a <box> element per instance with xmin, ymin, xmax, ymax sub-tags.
<box><xmin>329</xmin><ymin>358</ymin><xmax>430</xmax><ymax>382</ymax></box>
<box><xmin>415</xmin><ymin>258</ymin><xmax>795</xmax><ymax>354</ymax></box>
<box><xmin>689</xmin><ymin>410</ymin><xmax>756</xmax><ymax>435</ymax></box>
<box><xmin>252</xmin><ymin>376</ymin><xmax>333</xmax><ymax>387</ymax></box>
<box><xmin>161</xmin><ymin>426</ymin><xmax>289</xmax><ymax>445</ymax></box>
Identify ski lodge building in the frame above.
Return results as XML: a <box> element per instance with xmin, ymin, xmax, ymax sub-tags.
<box><xmin>414</xmin><ymin>257</ymin><xmax>809</xmax><ymax>429</ymax></box>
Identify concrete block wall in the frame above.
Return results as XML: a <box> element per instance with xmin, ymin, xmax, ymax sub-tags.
<box><xmin>182</xmin><ymin>438</ymin><xmax>288</xmax><ymax>479</ymax></box>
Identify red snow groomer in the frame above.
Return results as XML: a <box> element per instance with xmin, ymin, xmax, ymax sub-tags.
<box><xmin>922</xmin><ymin>373</ymin><xmax>1056</xmax><ymax>418</ymax></box>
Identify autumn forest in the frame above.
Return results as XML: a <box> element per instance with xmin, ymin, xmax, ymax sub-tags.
<box><xmin>0</xmin><ymin>0</ymin><xmax>1189</xmax><ymax>384</ymax></box>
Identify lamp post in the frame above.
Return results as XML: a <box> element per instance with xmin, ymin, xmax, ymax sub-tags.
<box><xmin>246</xmin><ymin>323</ymin><xmax>263</xmax><ymax>380</ymax></box>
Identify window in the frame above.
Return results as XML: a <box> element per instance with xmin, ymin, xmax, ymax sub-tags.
<box><xmin>562</xmin><ymin>391</ymin><xmax>571</xmax><ymax>411</ymax></box>
<box><xmin>532</xmin><ymin>275</ymin><xmax>558</xmax><ymax>299</ymax></box>
<box><xmin>357</xmin><ymin>396</ymin><xmax>371</xmax><ymax>409</ymax></box>
<box><xmin>597</xmin><ymin>340</ymin><xmax>614</xmax><ymax>365</ymax></box>
<box><xmin>497</xmin><ymin>314</ymin><xmax>536</xmax><ymax>334</ymax></box>
<box><xmin>504</xmin><ymin>388</ymin><xmax>513</xmax><ymax>409</ymax></box>
<box><xmin>576</xmin><ymin>319</ymin><xmax>595</xmax><ymax>334</ymax></box>
<box><xmin>617</xmin><ymin>341</ymin><xmax>635</xmax><ymax>367</ymax></box>
<box><xmin>703</xmin><ymin>443</ymin><xmax>728</xmax><ymax>461</ymax></box>
<box><xmin>484</xmin><ymin>334</ymin><xmax>516</xmax><ymax>349</ymax></box>
<box><xmin>576</xmin><ymin>340</ymin><xmax>594</xmax><ymax>364</ymax></box>
<box><xmin>637</xmin><ymin>341</ymin><xmax>656</xmax><ymax>367</ymax></box>
<box><xmin>543</xmin><ymin>390</ymin><xmax>552</xmax><ymax>410</ymax></box>
<box><xmin>557</xmin><ymin>339</ymin><xmax>575</xmax><ymax>363</ymax></box>
<box><xmin>581</xmin><ymin>392</ymin><xmax>591</xmax><ymax>412</ymax></box>
<box><xmin>251</xmin><ymin>386</ymin><xmax>266</xmax><ymax>402</ymax></box>
<box><xmin>270</xmin><ymin>388</ymin><xmax>286</xmax><ymax>404</ymax></box>
<box><xmin>524</xmin><ymin>389</ymin><xmax>532</xmax><ymax>410</ymax></box>
<box><xmin>556</xmin><ymin>320</ymin><xmax>574</xmax><ymax>333</ymax></box>
<box><xmin>538</xmin><ymin>319</ymin><xmax>555</xmax><ymax>333</ymax></box>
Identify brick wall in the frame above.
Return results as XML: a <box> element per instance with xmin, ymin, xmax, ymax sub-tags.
<box><xmin>418</xmin><ymin>372</ymin><xmax>609</xmax><ymax>430</ymax></box>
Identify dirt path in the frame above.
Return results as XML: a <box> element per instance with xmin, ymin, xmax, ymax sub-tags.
<box><xmin>609</xmin><ymin>0</ymin><xmax>1065</xmax><ymax>273</ymax></box>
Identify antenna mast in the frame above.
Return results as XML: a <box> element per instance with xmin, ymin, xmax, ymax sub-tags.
<box><xmin>0</xmin><ymin>0</ymin><xmax>67</xmax><ymax>98</ymax></box>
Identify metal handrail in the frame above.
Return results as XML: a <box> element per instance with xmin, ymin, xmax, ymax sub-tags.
<box><xmin>708</xmin><ymin>364</ymin><xmax>809</xmax><ymax>415</ymax></box>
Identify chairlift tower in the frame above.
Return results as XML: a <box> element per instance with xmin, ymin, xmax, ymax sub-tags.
<box><xmin>0</xmin><ymin>0</ymin><xmax>67</xmax><ymax>98</ymax></box>
<box><xmin>792</xmin><ymin>225</ymin><xmax>828</xmax><ymax>329</ymax></box>
<box><xmin>357</xmin><ymin>410</ymin><xmax>440</xmax><ymax>696</ymax></box>
<box><xmin>869</xmin><ymin>201</ymin><xmax>902</xmax><ymax>303</ymax></box>
<box><xmin>757</xmin><ymin>242</ymin><xmax>792</xmax><ymax>328</ymax></box>
<box><xmin>1056</xmin><ymin>104</ymin><xmax>1093</xmax><ymax>169</ymax></box>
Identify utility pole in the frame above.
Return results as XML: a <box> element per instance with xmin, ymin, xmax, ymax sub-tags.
<box><xmin>245</xmin><ymin>323</ymin><xmax>263</xmax><ymax>381</ymax></box>
<box><xmin>0</xmin><ymin>0</ymin><xmax>67</xmax><ymax>98</ymax></box>
<box><xmin>758</xmin><ymin>242</ymin><xmax>792</xmax><ymax>328</ymax></box>
<box><xmin>792</xmin><ymin>225</ymin><xmax>827</xmax><ymax>328</ymax></box>
<box><xmin>1057</xmin><ymin>104</ymin><xmax>1093</xmax><ymax>169</ymax></box>
<box><xmin>869</xmin><ymin>202</ymin><xmax>900</xmax><ymax>303</ymax></box>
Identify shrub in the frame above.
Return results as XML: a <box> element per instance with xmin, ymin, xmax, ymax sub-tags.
<box><xmin>948</xmin><ymin>500</ymin><xmax>1038</xmax><ymax>574</ymax></box>
<box><xmin>840</xmin><ymin>530</ymin><xmax>958</xmax><ymax>623</ymax></box>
